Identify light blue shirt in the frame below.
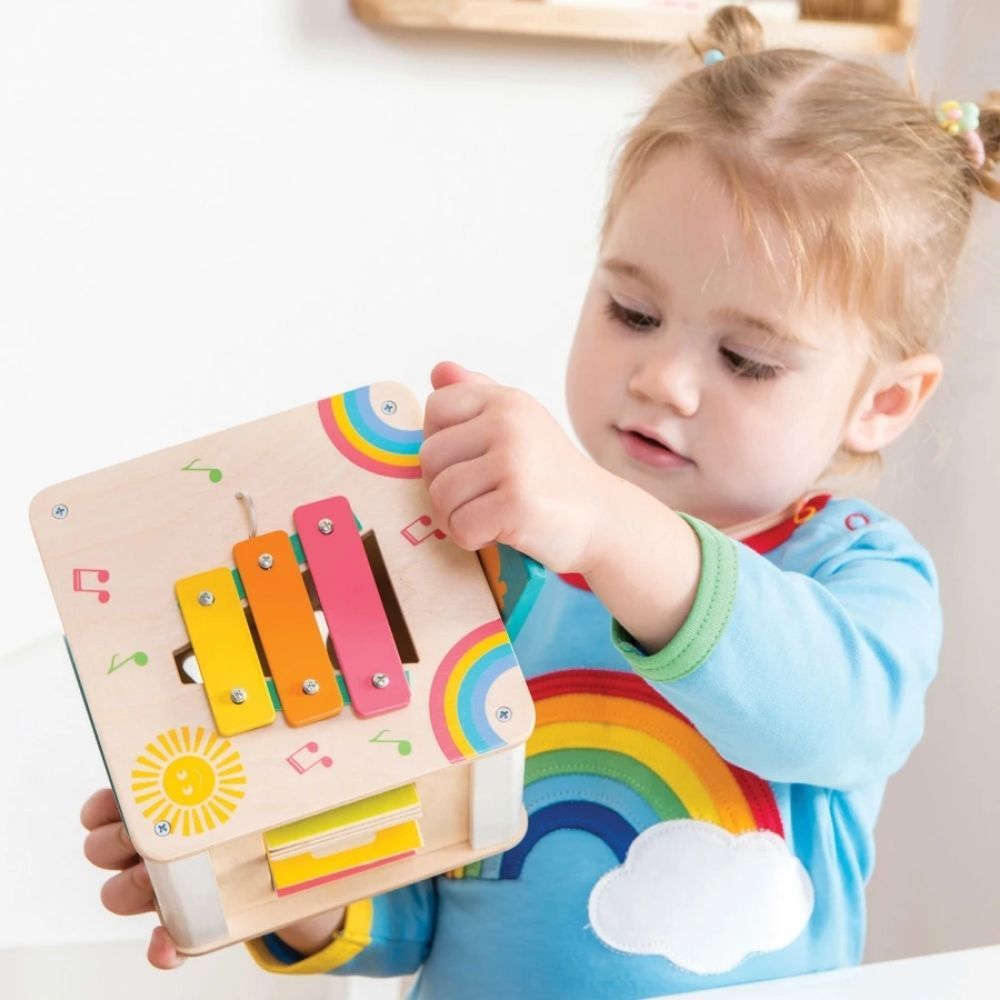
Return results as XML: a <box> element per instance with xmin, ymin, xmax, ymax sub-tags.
<box><xmin>253</xmin><ymin>496</ymin><xmax>941</xmax><ymax>998</ymax></box>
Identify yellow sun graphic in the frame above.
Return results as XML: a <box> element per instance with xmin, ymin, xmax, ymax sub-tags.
<box><xmin>131</xmin><ymin>726</ymin><xmax>246</xmax><ymax>836</ymax></box>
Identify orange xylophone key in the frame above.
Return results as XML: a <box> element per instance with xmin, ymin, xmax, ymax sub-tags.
<box><xmin>234</xmin><ymin>530</ymin><xmax>343</xmax><ymax>726</ymax></box>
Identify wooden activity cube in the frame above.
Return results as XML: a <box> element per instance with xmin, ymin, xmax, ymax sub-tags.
<box><xmin>29</xmin><ymin>382</ymin><xmax>536</xmax><ymax>953</ymax></box>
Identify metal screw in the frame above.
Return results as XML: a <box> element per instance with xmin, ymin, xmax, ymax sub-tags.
<box><xmin>318</xmin><ymin>518</ymin><xmax>334</xmax><ymax>535</ymax></box>
<box><xmin>258</xmin><ymin>552</ymin><xmax>274</xmax><ymax>570</ymax></box>
<box><xmin>302</xmin><ymin>678</ymin><xmax>320</xmax><ymax>695</ymax></box>
<box><xmin>52</xmin><ymin>504</ymin><xmax>69</xmax><ymax>520</ymax></box>
<box><xmin>198</xmin><ymin>591</ymin><xmax>215</xmax><ymax>606</ymax></box>
<box><xmin>154</xmin><ymin>821</ymin><xmax>171</xmax><ymax>837</ymax></box>
<box><xmin>371</xmin><ymin>673</ymin><xmax>390</xmax><ymax>689</ymax></box>
<box><xmin>495</xmin><ymin>706</ymin><xmax>512</xmax><ymax>722</ymax></box>
<box><xmin>381</xmin><ymin>400</ymin><xmax>397</xmax><ymax>415</ymax></box>
<box><xmin>231</xmin><ymin>687</ymin><xmax>247</xmax><ymax>704</ymax></box>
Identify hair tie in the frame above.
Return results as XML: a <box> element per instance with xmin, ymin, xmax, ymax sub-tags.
<box><xmin>937</xmin><ymin>100</ymin><xmax>986</xmax><ymax>168</ymax></box>
<box><xmin>703</xmin><ymin>48</ymin><xmax>726</xmax><ymax>66</ymax></box>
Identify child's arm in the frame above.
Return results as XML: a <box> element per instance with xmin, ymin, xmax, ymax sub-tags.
<box><xmin>590</xmin><ymin>496</ymin><xmax>941</xmax><ymax>791</ymax></box>
<box><xmin>577</xmin><ymin>474</ymin><xmax>702</xmax><ymax>652</ymax></box>
<box><xmin>422</xmin><ymin>364</ymin><xmax>939</xmax><ymax>791</ymax></box>
<box><xmin>247</xmin><ymin>882</ymin><xmax>436</xmax><ymax>977</ymax></box>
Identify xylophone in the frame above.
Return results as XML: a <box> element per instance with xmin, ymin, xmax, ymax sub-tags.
<box><xmin>29</xmin><ymin>382</ymin><xmax>537</xmax><ymax>954</ymax></box>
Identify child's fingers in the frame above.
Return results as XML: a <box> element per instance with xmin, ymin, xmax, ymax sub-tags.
<box><xmin>83</xmin><ymin>819</ymin><xmax>139</xmax><ymax>871</ymax></box>
<box><xmin>419</xmin><ymin>416</ymin><xmax>490</xmax><ymax>485</ymax></box>
<box><xmin>447</xmin><ymin>488</ymin><xmax>510</xmax><ymax>552</ymax></box>
<box><xmin>80</xmin><ymin>788</ymin><xmax>122</xmax><ymax>831</ymax></box>
<box><xmin>147</xmin><ymin>925</ymin><xmax>185</xmax><ymax>970</ymax></box>
<box><xmin>426</xmin><ymin>456</ymin><xmax>502</xmax><ymax>537</ymax></box>
<box><xmin>429</xmin><ymin>361</ymin><xmax>497</xmax><ymax>391</ymax></box>
<box><xmin>424</xmin><ymin>383</ymin><xmax>492</xmax><ymax>438</ymax></box>
<box><xmin>100</xmin><ymin>861</ymin><xmax>157</xmax><ymax>916</ymax></box>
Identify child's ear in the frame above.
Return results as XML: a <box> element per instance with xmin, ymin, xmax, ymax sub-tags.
<box><xmin>842</xmin><ymin>353</ymin><xmax>943</xmax><ymax>454</ymax></box>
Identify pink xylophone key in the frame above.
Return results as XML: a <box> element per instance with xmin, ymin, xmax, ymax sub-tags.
<box><xmin>293</xmin><ymin>497</ymin><xmax>409</xmax><ymax>717</ymax></box>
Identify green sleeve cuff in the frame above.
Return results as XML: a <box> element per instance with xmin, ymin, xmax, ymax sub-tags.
<box><xmin>611</xmin><ymin>513</ymin><xmax>738</xmax><ymax>683</ymax></box>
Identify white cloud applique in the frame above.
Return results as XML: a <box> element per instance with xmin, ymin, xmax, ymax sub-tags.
<box><xmin>588</xmin><ymin>819</ymin><xmax>814</xmax><ymax>975</ymax></box>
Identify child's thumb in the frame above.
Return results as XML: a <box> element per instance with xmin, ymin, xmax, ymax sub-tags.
<box><xmin>430</xmin><ymin>361</ymin><xmax>497</xmax><ymax>390</ymax></box>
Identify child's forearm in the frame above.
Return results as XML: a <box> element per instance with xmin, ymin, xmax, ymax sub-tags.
<box><xmin>273</xmin><ymin>906</ymin><xmax>347</xmax><ymax>956</ymax></box>
<box><xmin>581</xmin><ymin>474</ymin><xmax>701</xmax><ymax>653</ymax></box>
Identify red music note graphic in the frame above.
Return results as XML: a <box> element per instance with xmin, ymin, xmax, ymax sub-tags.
<box><xmin>73</xmin><ymin>568</ymin><xmax>110</xmax><ymax>603</ymax></box>
<box><xmin>286</xmin><ymin>741</ymin><xmax>333</xmax><ymax>775</ymax></box>
<box><xmin>401</xmin><ymin>515</ymin><xmax>446</xmax><ymax>546</ymax></box>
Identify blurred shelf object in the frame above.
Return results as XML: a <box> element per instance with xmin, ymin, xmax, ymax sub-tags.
<box><xmin>349</xmin><ymin>0</ymin><xmax>918</xmax><ymax>54</ymax></box>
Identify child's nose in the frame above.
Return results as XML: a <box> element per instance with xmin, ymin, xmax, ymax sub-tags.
<box><xmin>627</xmin><ymin>354</ymin><xmax>701</xmax><ymax>417</ymax></box>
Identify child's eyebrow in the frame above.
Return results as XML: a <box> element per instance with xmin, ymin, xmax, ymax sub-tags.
<box><xmin>709</xmin><ymin>306</ymin><xmax>807</xmax><ymax>347</ymax></box>
<box><xmin>601</xmin><ymin>257</ymin><xmax>664</xmax><ymax>294</ymax></box>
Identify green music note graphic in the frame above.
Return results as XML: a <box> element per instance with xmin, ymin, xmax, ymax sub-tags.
<box><xmin>108</xmin><ymin>651</ymin><xmax>150</xmax><ymax>674</ymax></box>
<box><xmin>370</xmin><ymin>729</ymin><xmax>413</xmax><ymax>756</ymax></box>
<box><xmin>182</xmin><ymin>460</ymin><xmax>222</xmax><ymax>483</ymax></box>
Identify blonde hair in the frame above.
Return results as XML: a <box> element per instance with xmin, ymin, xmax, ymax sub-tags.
<box><xmin>600</xmin><ymin>5</ymin><xmax>1000</xmax><ymax>475</ymax></box>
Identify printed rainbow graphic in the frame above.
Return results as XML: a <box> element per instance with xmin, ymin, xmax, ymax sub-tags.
<box><xmin>318</xmin><ymin>387</ymin><xmax>422</xmax><ymax>479</ymax></box>
<box><xmin>448</xmin><ymin>668</ymin><xmax>783</xmax><ymax>879</ymax></box>
<box><xmin>430</xmin><ymin>620</ymin><xmax>520</xmax><ymax>763</ymax></box>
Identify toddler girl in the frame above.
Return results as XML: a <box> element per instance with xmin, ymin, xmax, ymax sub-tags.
<box><xmin>81</xmin><ymin>6</ymin><xmax>999</xmax><ymax>996</ymax></box>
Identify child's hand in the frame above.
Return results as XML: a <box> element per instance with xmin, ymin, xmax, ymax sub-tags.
<box><xmin>80</xmin><ymin>788</ymin><xmax>185</xmax><ymax>970</ymax></box>
<box><xmin>421</xmin><ymin>361</ymin><xmax>609</xmax><ymax>573</ymax></box>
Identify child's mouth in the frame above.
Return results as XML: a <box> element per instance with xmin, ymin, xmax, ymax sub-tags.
<box><xmin>618</xmin><ymin>429</ymin><xmax>694</xmax><ymax>470</ymax></box>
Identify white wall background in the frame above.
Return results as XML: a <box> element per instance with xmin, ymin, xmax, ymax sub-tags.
<box><xmin>1</xmin><ymin>0</ymin><xmax>997</xmax><ymax>989</ymax></box>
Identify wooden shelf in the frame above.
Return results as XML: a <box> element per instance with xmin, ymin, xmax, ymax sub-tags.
<box><xmin>350</xmin><ymin>0</ymin><xmax>917</xmax><ymax>54</ymax></box>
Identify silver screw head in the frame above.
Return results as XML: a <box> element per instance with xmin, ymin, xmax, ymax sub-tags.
<box><xmin>302</xmin><ymin>678</ymin><xmax>320</xmax><ymax>695</ymax></box>
<box><xmin>318</xmin><ymin>518</ymin><xmax>334</xmax><ymax>535</ymax></box>
<box><xmin>52</xmin><ymin>503</ymin><xmax>69</xmax><ymax>519</ymax></box>
<box><xmin>257</xmin><ymin>552</ymin><xmax>274</xmax><ymax>570</ymax></box>
<box><xmin>381</xmin><ymin>400</ymin><xmax>397</xmax><ymax>415</ymax></box>
<box><xmin>495</xmin><ymin>706</ymin><xmax>512</xmax><ymax>722</ymax></box>
<box><xmin>154</xmin><ymin>821</ymin><xmax>171</xmax><ymax>837</ymax></box>
<box><xmin>198</xmin><ymin>591</ymin><xmax>215</xmax><ymax>606</ymax></box>
<box><xmin>230</xmin><ymin>687</ymin><xmax>247</xmax><ymax>704</ymax></box>
<box><xmin>371</xmin><ymin>673</ymin><xmax>390</xmax><ymax>689</ymax></box>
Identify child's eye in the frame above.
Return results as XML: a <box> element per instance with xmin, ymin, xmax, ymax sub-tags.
<box><xmin>605</xmin><ymin>297</ymin><xmax>660</xmax><ymax>332</ymax></box>
<box><xmin>719</xmin><ymin>346</ymin><xmax>782</xmax><ymax>381</ymax></box>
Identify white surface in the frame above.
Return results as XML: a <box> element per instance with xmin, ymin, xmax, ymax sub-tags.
<box><xmin>0</xmin><ymin>938</ymin><xmax>342</xmax><ymax>1000</ymax></box>
<box><xmin>1</xmin><ymin>0</ymin><xmax>998</xmax><ymax>971</ymax></box>
<box><xmin>0</xmin><ymin>633</ymin><xmax>146</xmax><ymax>947</ymax></box>
<box><xmin>694</xmin><ymin>945</ymin><xmax>1000</xmax><ymax>1000</ymax></box>
<box><xmin>3</xmin><ymin>940</ymin><xmax>999</xmax><ymax>1000</ymax></box>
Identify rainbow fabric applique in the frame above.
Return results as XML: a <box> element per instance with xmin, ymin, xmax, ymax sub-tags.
<box><xmin>430</xmin><ymin>620</ymin><xmax>522</xmax><ymax>762</ymax></box>
<box><xmin>448</xmin><ymin>668</ymin><xmax>783</xmax><ymax>880</ymax></box>
<box><xmin>318</xmin><ymin>387</ymin><xmax>422</xmax><ymax>479</ymax></box>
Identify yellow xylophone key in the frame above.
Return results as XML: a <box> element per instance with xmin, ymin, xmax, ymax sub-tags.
<box><xmin>176</xmin><ymin>568</ymin><xmax>275</xmax><ymax>736</ymax></box>
<box><xmin>233</xmin><ymin>530</ymin><xmax>343</xmax><ymax>727</ymax></box>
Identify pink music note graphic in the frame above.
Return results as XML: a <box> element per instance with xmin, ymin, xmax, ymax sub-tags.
<box><xmin>401</xmin><ymin>514</ymin><xmax>446</xmax><ymax>546</ymax></box>
<box><xmin>286</xmin><ymin>741</ymin><xmax>333</xmax><ymax>775</ymax></box>
<box><xmin>182</xmin><ymin>459</ymin><xmax>222</xmax><ymax>483</ymax></box>
<box><xmin>370</xmin><ymin>729</ymin><xmax>413</xmax><ymax>756</ymax></box>
<box><xmin>73</xmin><ymin>568</ymin><xmax>110</xmax><ymax>603</ymax></box>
